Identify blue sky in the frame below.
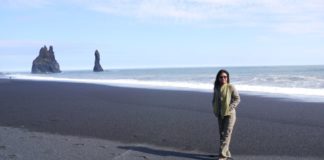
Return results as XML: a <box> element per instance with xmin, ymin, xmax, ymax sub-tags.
<box><xmin>1</xmin><ymin>0</ymin><xmax>324</xmax><ymax>71</ymax></box>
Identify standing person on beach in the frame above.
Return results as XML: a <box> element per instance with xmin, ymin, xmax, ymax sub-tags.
<box><xmin>212</xmin><ymin>69</ymin><xmax>240</xmax><ymax>160</ymax></box>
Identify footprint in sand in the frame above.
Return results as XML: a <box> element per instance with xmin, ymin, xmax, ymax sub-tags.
<box><xmin>99</xmin><ymin>145</ymin><xmax>106</xmax><ymax>149</ymax></box>
<box><xmin>73</xmin><ymin>143</ymin><xmax>85</xmax><ymax>146</ymax></box>
<box><xmin>0</xmin><ymin>146</ymin><xmax>6</xmax><ymax>150</ymax></box>
<box><xmin>8</xmin><ymin>154</ymin><xmax>17</xmax><ymax>159</ymax></box>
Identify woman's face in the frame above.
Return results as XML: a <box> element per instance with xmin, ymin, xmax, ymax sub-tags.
<box><xmin>219</xmin><ymin>72</ymin><xmax>228</xmax><ymax>85</ymax></box>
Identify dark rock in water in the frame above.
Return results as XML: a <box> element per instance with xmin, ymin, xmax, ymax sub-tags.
<box><xmin>31</xmin><ymin>45</ymin><xmax>61</xmax><ymax>73</ymax></box>
<box><xmin>93</xmin><ymin>50</ymin><xmax>104</xmax><ymax>72</ymax></box>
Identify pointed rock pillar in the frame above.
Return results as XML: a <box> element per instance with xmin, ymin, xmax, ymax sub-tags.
<box><xmin>31</xmin><ymin>45</ymin><xmax>61</xmax><ymax>73</ymax></box>
<box><xmin>93</xmin><ymin>50</ymin><xmax>104</xmax><ymax>72</ymax></box>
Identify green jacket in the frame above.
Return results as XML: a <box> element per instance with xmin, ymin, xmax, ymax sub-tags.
<box><xmin>212</xmin><ymin>84</ymin><xmax>240</xmax><ymax>118</ymax></box>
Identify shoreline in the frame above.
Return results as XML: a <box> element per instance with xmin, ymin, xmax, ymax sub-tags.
<box><xmin>0</xmin><ymin>79</ymin><xmax>324</xmax><ymax>159</ymax></box>
<box><xmin>2</xmin><ymin>76</ymin><xmax>324</xmax><ymax>103</ymax></box>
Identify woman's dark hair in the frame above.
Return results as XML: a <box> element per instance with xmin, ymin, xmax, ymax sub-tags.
<box><xmin>214</xmin><ymin>69</ymin><xmax>230</xmax><ymax>89</ymax></box>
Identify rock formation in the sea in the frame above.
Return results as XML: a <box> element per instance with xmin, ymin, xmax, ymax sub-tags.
<box><xmin>93</xmin><ymin>50</ymin><xmax>104</xmax><ymax>72</ymax></box>
<box><xmin>31</xmin><ymin>45</ymin><xmax>61</xmax><ymax>73</ymax></box>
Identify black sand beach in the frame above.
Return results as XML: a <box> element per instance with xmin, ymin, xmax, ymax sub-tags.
<box><xmin>0</xmin><ymin>79</ymin><xmax>324</xmax><ymax>159</ymax></box>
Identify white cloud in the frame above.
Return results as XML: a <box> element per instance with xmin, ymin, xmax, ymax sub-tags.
<box><xmin>98</xmin><ymin>1</ymin><xmax>323</xmax><ymax>33</ymax></box>
<box><xmin>136</xmin><ymin>1</ymin><xmax>203</xmax><ymax>20</ymax></box>
<box><xmin>87</xmin><ymin>0</ymin><xmax>203</xmax><ymax>21</ymax></box>
<box><xmin>2</xmin><ymin>0</ymin><xmax>324</xmax><ymax>35</ymax></box>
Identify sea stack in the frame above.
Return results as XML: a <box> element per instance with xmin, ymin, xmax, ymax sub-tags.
<box><xmin>93</xmin><ymin>50</ymin><xmax>104</xmax><ymax>72</ymax></box>
<box><xmin>31</xmin><ymin>45</ymin><xmax>61</xmax><ymax>73</ymax></box>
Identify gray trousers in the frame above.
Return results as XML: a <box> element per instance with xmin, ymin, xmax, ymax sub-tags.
<box><xmin>217</xmin><ymin>110</ymin><xmax>236</xmax><ymax>158</ymax></box>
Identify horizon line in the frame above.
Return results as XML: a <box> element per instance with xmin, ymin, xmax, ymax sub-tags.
<box><xmin>1</xmin><ymin>64</ymin><xmax>324</xmax><ymax>72</ymax></box>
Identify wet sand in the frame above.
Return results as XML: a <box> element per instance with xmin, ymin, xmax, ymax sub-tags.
<box><xmin>0</xmin><ymin>79</ymin><xmax>323</xmax><ymax>159</ymax></box>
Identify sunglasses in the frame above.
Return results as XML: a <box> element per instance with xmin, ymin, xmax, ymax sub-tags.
<box><xmin>219</xmin><ymin>76</ymin><xmax>228</xmax><ymax>79</ymax></box>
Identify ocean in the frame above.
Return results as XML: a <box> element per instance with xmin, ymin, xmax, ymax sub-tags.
<box><xmin>1</xmin><ymin>65</ymin><xmax>324</xmax><ymax>102</ymax></box>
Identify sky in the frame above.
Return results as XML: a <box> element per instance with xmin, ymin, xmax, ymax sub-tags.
<box><xmin>1</xmin><ymin>0</ymin><xmax>324</xmax><ymax>71</ymax></box>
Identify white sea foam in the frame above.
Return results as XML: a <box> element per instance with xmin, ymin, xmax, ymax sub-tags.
<box><xmin>4</xmin><ymin>65</ymin><xmax>324</xmax><ymax>103</ymax></box>
<box><xmin>7</xmin><ymin>74</ymin><xmax>324</xmax><ymax>102</ymax></box>
<box><xmin>7</xmin><ymin>74</ymin><xmax>213</xmax><ymax>91</ymax></box>
<box><xmin>236</xmin><ymin>85</ymin><xmax>324</xmax><ymax>97</ymax></box>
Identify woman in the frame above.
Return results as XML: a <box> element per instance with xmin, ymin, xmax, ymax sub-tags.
<box><xmin>212</xmin><ymin>69</ymin><xmax>240</xmax><ymax>160</ymax></box>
